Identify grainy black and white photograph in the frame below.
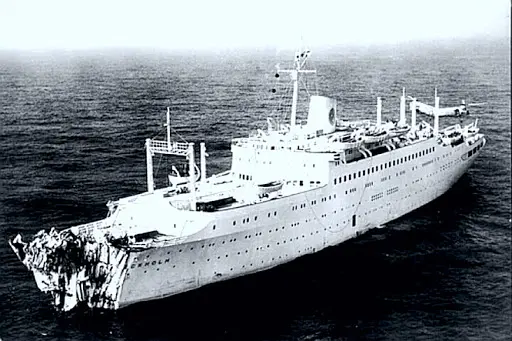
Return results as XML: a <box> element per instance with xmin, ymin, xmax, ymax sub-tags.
<box><xmin>0</xmin><ymin>0</ymin><xmax>510</xmax><ymax>340</ymax></box>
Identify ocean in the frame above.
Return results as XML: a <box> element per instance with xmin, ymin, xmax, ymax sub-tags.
<box><xmin>0</xmin><ymin>39</ymin><xmax>510</xmax><ymax>340</ymax></box>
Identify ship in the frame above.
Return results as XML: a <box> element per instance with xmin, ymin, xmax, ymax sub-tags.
<box><xmin>9</xmin><ymin>49</ymin><xmax>486</xmax><ymax>312</ymax></box>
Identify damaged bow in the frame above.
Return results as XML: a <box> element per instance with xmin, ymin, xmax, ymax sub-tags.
<box><xmin>9</xmin><ymin>228</ymin><xmax>130</xmax><ymax>311</ymax></box>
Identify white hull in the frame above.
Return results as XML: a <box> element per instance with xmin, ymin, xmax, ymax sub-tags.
<box><xmin>118</xmin><ymin>136</ymin><xmax>484</xmax><ymax>307</ymax></box>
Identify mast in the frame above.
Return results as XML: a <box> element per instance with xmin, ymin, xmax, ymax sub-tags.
<box><xmin>434</xmin><ymin>88</ymin><xmax>440</xmax><ymax>110</ymax></box>
<box><xmin>278</xmin><ymin>50</ymin><xmax>316</xmax><ymax>127</ymax></box>
<box><xmin>200</xmin><ymin>142</ymin><xmax>207</xmax><ymax>183</ymax></box>
<box><xmin>433</xmin><ymin>88</ymin><xmax>440</xmax><ymax>135</ymax></box>
<box><xmin>376</xmin><ymin>97</ymin><xmax>382</xmax><ymax>127</ymax></box>
<box><xmin>166</xmin><ymin>107</ymin><xmax>171</xmax><ymax>150</ymax></box>
<box><xmin>146</xmin><ymin>138</ymin><xmax>154</xmax><ymax>193</ymax></box>
<box><xmin>433</xmin><ymin>109</ymin><xmax>439</xmax><ymax>135</ymax></box>
<box><xmin>411</xmin><ymin>98</ymin><xmax>417</xmax><ymax>131</ymax></box>
<box><xmin>188</xmin><ymin>143</ymin><xmax>196</xmax><ymax>211</ymax></box>
<box><xmin>399</xmin><ymin>87</ymin><xmax>406</xmax><ymax>125</ymax></box>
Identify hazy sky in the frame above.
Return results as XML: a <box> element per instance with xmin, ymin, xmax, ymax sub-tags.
<box><xmin>0</xmin><ymin>0</ymin><xmax>509</xmax><ymax>50</ymax></box>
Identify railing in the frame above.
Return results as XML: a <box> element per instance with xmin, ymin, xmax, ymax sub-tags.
<box><xmin>149</xmin><ymin>139</ymin><xmax>189</xmax><ymax>156</ymax></box>
<box><xmin>73</xmin><ymin>220</ymin><xmax>109</xmax><ymax>236</ymax></box>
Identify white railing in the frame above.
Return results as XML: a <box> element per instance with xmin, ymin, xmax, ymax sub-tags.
<box><xmin>73</xmin><ymin>220</ymin><xmax>109</xmax><ymax>236</ymax></box>
<box><xmin>149</xmin><ymin>140</ymin><xmax>189</xmax><ymax>156</ymax></box>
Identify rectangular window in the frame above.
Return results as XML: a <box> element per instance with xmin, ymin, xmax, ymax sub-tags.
<box><xmin>352</xmin><ymin>215</ymin><xmax>356</xmax><ymax>227</ymax></box>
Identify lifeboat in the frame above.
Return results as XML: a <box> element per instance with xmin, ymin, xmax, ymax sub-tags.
<box><xmin>257</xmin><ymin>181</ymin><xmax>284</xmax><ymax>195</ymax></box>
<box><xmin>362</xmin><ymin>130</ymin><xmax>389</xmax><ymax>144</ymax></box>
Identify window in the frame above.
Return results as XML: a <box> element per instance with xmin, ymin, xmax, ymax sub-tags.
<box><xmin>352</xmin><ymin>215</ymin><xmax>356</xmax><ymax>227</ymax></box>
